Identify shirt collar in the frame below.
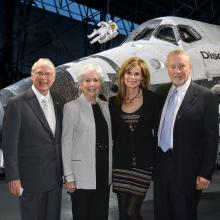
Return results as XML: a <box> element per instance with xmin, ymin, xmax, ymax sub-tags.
<box><xmin>171</xmin><ymin>77</ymin><xmax>191</xmax><ymax>95</ymax></box>
<box><xmin>32</xmin><ymin>85</ymin><xmax>51</xmax><ymax>102</ymax></box>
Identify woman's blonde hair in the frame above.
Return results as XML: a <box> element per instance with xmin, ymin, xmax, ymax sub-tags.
<box><xmin>116</xmin><ymin>57</ymin><xmax>150</xmax><ymax>103</ymax></box>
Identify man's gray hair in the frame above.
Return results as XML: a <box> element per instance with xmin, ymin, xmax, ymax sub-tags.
<box><xmin>166</xmin><ymin>49</ymin><xmax>192</xmax><ymax>66</ymax></box>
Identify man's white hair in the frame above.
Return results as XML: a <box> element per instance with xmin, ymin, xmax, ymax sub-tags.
<box><xmin>31</xmin><ymin>58</ymin><xmax>55</xmax><ymax>75</ymax></box>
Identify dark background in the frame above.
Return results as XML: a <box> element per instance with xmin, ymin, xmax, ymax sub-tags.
<box><xmin>0</xmin><ymin>0</ymin><xmax>220</xmax><ymax>88</ymax></box>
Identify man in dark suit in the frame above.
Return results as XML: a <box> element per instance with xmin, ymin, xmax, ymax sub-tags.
<box><xmin>154</xmin><ymin>49</ymin><xmax>219</xmax><ymax>220</ymax></box>
<box><xmin>2</xmin><ymin>58</ymin><xmax>63</xmax><ymax>220</ymax></box>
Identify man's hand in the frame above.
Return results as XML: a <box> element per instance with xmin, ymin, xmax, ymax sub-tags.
<box><xmin>196</xmin><ymin>176</ymin><xmax>210</xmax><ymax>190</ymax></box>
<box><xmin>64</xmin><ymin>181</ymin><xmax>76</xmax><ymax>193</ymax></box>
<box><xmin>8</xmin><ymin>179</ymin><xmax>22</xmax><ymax>197</ymax></box>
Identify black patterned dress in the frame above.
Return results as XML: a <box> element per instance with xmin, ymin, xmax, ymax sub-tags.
<box><xmin>112</xmin><ymin>106</ymin><xmax>153</xmax><ymax>197</ymax></box>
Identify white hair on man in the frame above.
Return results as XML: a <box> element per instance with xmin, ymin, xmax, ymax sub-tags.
<box><xmin>31</xmin><ymin>58</ymin><xmax>55</xmax><ymax>75</ymax></box>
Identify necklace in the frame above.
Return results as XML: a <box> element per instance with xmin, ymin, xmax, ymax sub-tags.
<box><xmin>125</xmin><ymin>88</ymin><xmax>140</xmax><ymax>103</ymax></box>
<box><xmin>129</xmin><ymin>125</ymin><xmax>134</xmax><ymax>131</ymax></box>
<box><xmin>129</xmin><ymin>113</ymin><xmax>135</xmax><ymax>131</ymax></box>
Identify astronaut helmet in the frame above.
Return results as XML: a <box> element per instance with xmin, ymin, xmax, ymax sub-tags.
<box><xmin>108</xmin><ymin>20</ymin><xmax>117</xmax><ymax>30</ymax></box>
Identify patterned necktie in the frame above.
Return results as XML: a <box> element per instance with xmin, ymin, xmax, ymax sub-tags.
<box><xmin>159</xmin><ymin>88</ymin><xmax>178</xmax><ymax>152</ymax></box>
<box><xmin>41</xmin><ymin>98</ymin><xmax>56</xmax><ymax>135</ymax></box>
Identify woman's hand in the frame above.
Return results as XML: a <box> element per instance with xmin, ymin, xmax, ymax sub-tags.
<box><xmin>64</xmin><ymin>181</ymin><xmax>76</xmax><ymax>193</ymax></box>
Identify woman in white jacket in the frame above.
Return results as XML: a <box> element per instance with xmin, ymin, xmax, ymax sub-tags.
<box><xmin>62</xmin><ymin>63</ymin><xmax>112</xmax><ymax>220</ymax></box>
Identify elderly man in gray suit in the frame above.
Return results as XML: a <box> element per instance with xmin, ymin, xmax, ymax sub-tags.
<box><xmin>2</xmin><ymin>58</ymin><xmax>63</xmax><ymax>220</ymax></box>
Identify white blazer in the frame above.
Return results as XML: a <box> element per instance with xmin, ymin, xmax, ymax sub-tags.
<box><xmin>62</xmin><ymin>93</ymin><xmax>112</xmax><ymax>189</ymax></box>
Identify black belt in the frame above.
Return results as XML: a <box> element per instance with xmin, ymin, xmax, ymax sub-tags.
<box><xmin>158</xmin><ymin>147</ymin><xmax>173</xmax><ymax>157</ymax></box>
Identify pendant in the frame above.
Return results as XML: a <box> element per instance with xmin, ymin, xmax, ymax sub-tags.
<box><xmin>129</xmin><ymin>124</ymin><xmax>134</xmax><ymax>131</ymax></box>
<box><xmin>132</xmin><ymin>153</ymin><xmax>136</xmax><ymax>166</ymax></box>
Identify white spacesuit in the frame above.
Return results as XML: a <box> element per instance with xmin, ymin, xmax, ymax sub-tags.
<box><xmin>87</xmin><ymin>20</ymin><xmax>118</xmax><ymax>44</ymax></box>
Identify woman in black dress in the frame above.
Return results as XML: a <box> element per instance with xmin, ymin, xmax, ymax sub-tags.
<box><xmin>109</xmin><ymin>57</ymin><xmax>159</xmax><ymax>220</ymax></box>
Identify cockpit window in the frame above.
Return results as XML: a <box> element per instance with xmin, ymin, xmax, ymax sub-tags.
<box><xmin>133</xmin><ymin>28</ymin><xmax>155</xmax><ymax>41</ymax></box>
<box><xmin>178</xmin><ymin>25</ymin><xmax>201</xmax><ymax>43</ymax></box>
<box><xmin>155</xmin><ymin>26</ymin><xmax>176</xmax><ymax>43</ymax></box>
<box><xmin>123</xmin><ymin>18</ymin><xmax>162</xmax><ymax>43</ymax></box>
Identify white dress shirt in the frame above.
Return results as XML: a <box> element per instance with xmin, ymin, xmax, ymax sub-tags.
<box><xmin>32</xmin><ymin>85</ymin><xmax>56</xmax><ymax>135</ymax></box>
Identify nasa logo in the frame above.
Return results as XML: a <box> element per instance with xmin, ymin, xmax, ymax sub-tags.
<box><xmin>200</xmin><ymin>51</ymin><xmax>220</xmax><ymax>60</ymax></box>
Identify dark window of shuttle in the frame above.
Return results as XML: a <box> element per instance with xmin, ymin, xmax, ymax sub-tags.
<box><xmin>133</xmin><ymin>28</ymin><xmax>155</xmax><ymax>41</ymax></box>
<box><xmin>156</xmin><ymin>27</ymin><xmax>176</xmax><ymax>43</ymax></box>
<box><xmin>178</xmin><ymin>26</ymin><xmax>201</xmax><ymax>43</ymax></box>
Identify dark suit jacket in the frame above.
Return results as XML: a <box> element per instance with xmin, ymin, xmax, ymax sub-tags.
<box><xmin>156</xmin><ymin>81</ymin><xmax>219</xmax><ymax>191</ymax></box>
<box><xmin>109</xmin><ymin>89</ymin><xmax>159</xmax><ymax>169</ymax></box>
<box><xmin>2</xmin><ymin>88</ymin><xmax>63</xmax><ymax>192</ymax></box>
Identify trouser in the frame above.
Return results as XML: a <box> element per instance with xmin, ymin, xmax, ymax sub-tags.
<box><xmin>19</xmin><ymin>186</ymin><xmax>62</xmax><ymax>220</ymax></box>
<box><xmin>154</xmin><ymin>151</ymin><xmax>202</xmax><ymax>220</ymax></box>
<box><xmin>70</xmin><ymin>185</ymin><xmax>110</xmax><ymax>220</ymax></box>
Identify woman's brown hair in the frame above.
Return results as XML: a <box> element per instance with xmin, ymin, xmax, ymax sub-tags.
<box><xmin>116</xmin><ymin>57</ymin><xmax>150</xmax><ymax>104</ymax></box>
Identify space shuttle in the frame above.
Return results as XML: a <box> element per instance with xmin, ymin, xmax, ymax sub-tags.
<box><xmin>1</xmin><ymin>16</ymin><xmax>220</xmax><ymax>135</ymax></box>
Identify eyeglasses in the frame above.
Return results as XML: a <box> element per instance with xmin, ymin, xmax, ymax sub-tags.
<box><xmin>34</xmin><ymin>72</ymin><xmax>54</xmax><ymax>78</ymax></box>
<box><xmin>168</xmin><ymin>64</ymin><xmax>186</xmax><ymax>71</ymax></box>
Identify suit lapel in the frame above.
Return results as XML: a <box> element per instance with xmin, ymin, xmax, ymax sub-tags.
<box><xmin>51</xmin><ymin>94</ymin><xmax>61</xmax><ymax>140</ymax></box>
<box><xmin>177</xmin><ymin>82</ymin><xmax>198</xmax><ymax>118</ymax></box>
<box><xmin>25</xmin><ymin>88</ymin><xmax>54</xmax><ymax>137</ymax></box>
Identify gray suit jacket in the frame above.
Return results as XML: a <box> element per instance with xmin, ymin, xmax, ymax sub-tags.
<box><xmin>62</xmin><ymin>93</ymin><xmax>112</xmax><ymax>189</ymax></box>
<box><xmin>2</xmin><ymin>88</ymin><xmax>63</xmax><ymax>192</ymax></box>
